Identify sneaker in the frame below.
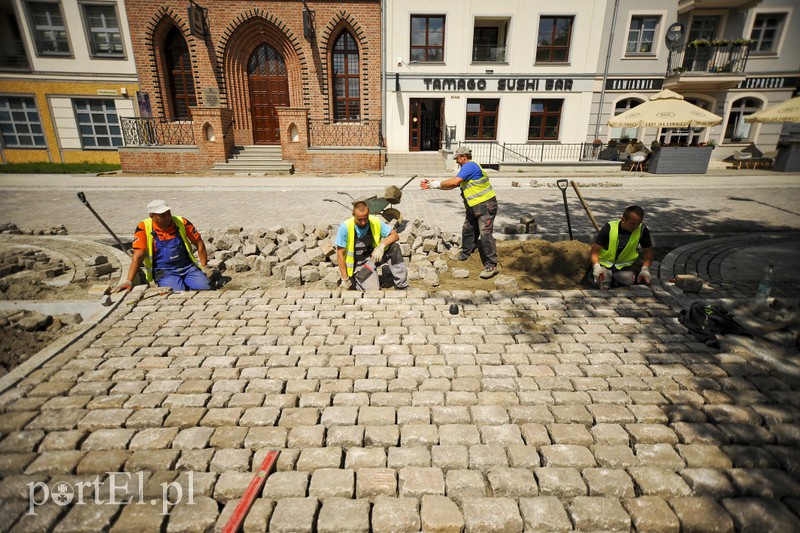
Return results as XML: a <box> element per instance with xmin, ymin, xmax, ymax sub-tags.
<box><xmin>479</xmin><ymin>266</ymin><xmax>499</xmax><ymax>279</ymax></box>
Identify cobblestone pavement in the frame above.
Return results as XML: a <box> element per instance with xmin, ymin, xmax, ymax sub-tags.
<box><xmin>0</xmin><ymin>283</ymin><xmax>799</xmax><ymax>532</ymax></box>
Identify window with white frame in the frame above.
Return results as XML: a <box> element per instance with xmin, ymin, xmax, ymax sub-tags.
<box><xmin>724</xmin><ymin>98</ymin><xmax>760</xmax><ymax>142</ymax></box>
<box><xmin>82</xmin><ymin>3</ymin><xmax>123</xmax><ymax>57</ymax></box>
<box><xmin>610</xmin><ymin>98</ymin><xmax>642</xmax><ymax>139</ymax></box>
<box><xmin>626</xmin><ymin>16</ymin><xmax>660</xmax><ymax>55</ymax></box>
<box><xmin>0</xmin><ymin>96</ymin><xmax>46</xmax><ymax>147</ymax></box>
<box><xmin>27</xmin><ymin>1</ymin><xmax>70</xmax><ymax>55</ymax></box>
<box><xmin>73</xmin><ymin>99</ymin><xmax>122</xmax><ymax>148</ymax></box>
<box><xmin>749</xmin><ymin>13</ymin><xmax>787</xmax><ymax>54</ymax></box>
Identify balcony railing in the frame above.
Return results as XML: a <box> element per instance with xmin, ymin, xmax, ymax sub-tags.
<box><xmin>308</xmin><ymin>119</ymin><xmax>382</xmax><ymax>147</ymax></box>
<box><xmin>472</xmin><ymin>45</ymin><xmax>506</xmax><ymax>63</ymax></box>
<box><xmin>457</xmin><ymin>141</ymin><xmax>601</xmax><ymax>166</ymax></box>
<box><xmin>0</xmin><ymin>40</ymin><xmax>30</xmax><ymax>70</ymax></box>
<box><xmin>120</xmin><ymin>117</ymin><xmax>195</xmax><ymax>146</ymax></box>
<box><xmin>667</xmin><ymin>41</ymin><xmax>749</xmax><ymax>76</ymax></box>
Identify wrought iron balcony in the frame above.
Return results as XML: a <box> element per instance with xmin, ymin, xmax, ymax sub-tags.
<box><xmin>472</xmin><ymin>45</ymin><xmax>507</xmax><ymax>63</ymax></box>
<box><xmin>0</xmin><ymin>40</ymin><xmax>30</xmax><ymax>70</ymax></box>
<box><xmin>120</xmin><ymin>117</ymin><xmax>195</xmax><ymax>146</ymax></box>
<box><xmin>667</xmin><ymin>40</ymin><xmax>750</xmax><ymax>76</ymax></box>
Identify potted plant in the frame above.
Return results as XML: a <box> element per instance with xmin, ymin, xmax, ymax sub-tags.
<box><xmin>650</xmin><ymin>140</ymin><xmax>661</xmax><ymax>151</ymax></box>
<box><xmin>688</xmin><ymin>39</ymin><xmax>711</xmax><ymax>48</ymax></box>
<box><xmin>730</xmin><ymin>136</ymin><xmax>742</xmax><ymax>143</ymax></box>
<box><xmin>592</xmin><ymin>139</ymin><xmax>602</xmax><ymax>147</ymax></box>
<box><xmin>706</xmin><ymin>139</ymin><xmax>716</xmax><ymax>147</ymax></box>
<box><xmin>619</xmin><ymin>135</ymin><xmax>631</xmax><ymax>144</ymax></box>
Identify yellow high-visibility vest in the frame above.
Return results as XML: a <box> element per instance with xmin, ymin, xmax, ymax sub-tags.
<box><xmin>344</xmin><ymin>215</ymin><xmax>381</xmax><ymax>277</ymax></box>
<box><xmin>599</xmin><ymin>220</ymin><xmax>641</xmax><ymax>269</ymax></box>
<box><xmin>459</xmin><ymin>163</ymin><xmax>496</xmax><ymax>207</ymax></box>
<box><xmin>142</xmin><ymin>216</ymin><xmax>197</xmax><ymax>282</ymax></box>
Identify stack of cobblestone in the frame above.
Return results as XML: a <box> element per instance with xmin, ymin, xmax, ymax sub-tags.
<box><xmin>0</xmin><ymin>223</ymin><xmax>68</xmax><ymax>236</ymax></box>
<box><xmin>0</xmin><ymin>249</ymin><xmax>67</xmax><ymax>279</ymax></box>
<box><xmin>203</xmin><ymin>221</ymin><xmax>460</xmax><ymax>288</ymax></box>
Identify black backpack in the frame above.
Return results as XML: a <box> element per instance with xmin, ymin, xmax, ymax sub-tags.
<box><xmin>679</xmin><ymin>301</ymin><xmax>751</xmax><ymax>348</ymax></box>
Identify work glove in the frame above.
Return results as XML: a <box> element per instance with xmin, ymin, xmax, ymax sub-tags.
<box><xmin>338</xmin><ymin>277</ymin><xmax>352</xmax><ymax>290</ymax></box>
<box><xmin>114</xmin><ymin>280</ymin><xmax>132</xmax><ymax>293</ymax></box>
<box><xmin>421</xmin><ymin>179</ymin><xmax>441</xmax><ymax>190</ymax></box>
<box><xmin>202</xmin><ymin>265</ymin><xmax>218</xmax><ymax>280</ymax></box>
<box><xmin>370</xmin><ymin>243</ymin><xmax>385</xmax><ymax>263</ymax></box>
<box><xmin>591</xmin><ymin>263</ymin><xmax>603</xmax><ymax>284</ymax></box>
<box><xmin>637</xmin><ymin>266</ymin><xmax>651</xmax><ymax>285</ymax></box>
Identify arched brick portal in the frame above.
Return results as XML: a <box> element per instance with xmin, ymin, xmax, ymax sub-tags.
<box><xmin>218</xmin><ymin>11</ymin><xmax>307</xmax><ymax>146</ymax></box>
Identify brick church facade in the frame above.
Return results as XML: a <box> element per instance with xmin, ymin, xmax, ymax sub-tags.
<box><xmin>119</xmin><ymin>0</ymin><xmax>382</xmax><ymax>173</ymax></box>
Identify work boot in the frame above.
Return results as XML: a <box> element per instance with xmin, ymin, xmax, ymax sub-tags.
<box><xmin>479</xmin><ymin>266</ymin><xmax>499</xmax><ymax>279</ymax></box>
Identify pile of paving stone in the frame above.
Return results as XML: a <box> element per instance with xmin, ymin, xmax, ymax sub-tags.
<box><xmin>0</xmin><ymin>222</ymin><xmax>68</xmax><ymax>235</ymax></box>
<box><xmin>0</xmin><ymin>249</ymin><xmax>67</xmax><ymax>279</ymax></box>
<box><xmin>203</xmin><ymin>220</ymin><xmax>461</xmax><ymax>288</ymax></box>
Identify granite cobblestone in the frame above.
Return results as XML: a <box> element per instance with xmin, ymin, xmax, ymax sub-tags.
<box><xmin>0</xmin><ymin>287</ymin><xmax>798</xmax><ymax>531</ymax></box>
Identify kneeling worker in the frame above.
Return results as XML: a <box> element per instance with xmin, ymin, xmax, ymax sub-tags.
<box><xmin>115</xmin><ymin>199</ymin><xmax>212</xmax><ymax>292</ymax></box>
<box><xmin>336</xmin><ymin>200</ymin><xmax>408</xmax><ymax>290</ymax></box>
<box><xmin>590</xmin><ymin>205</ymin><xmax>654</xmax><ymax>289</ymax></box>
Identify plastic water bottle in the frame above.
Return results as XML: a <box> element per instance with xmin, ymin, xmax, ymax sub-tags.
<box><xmin>755</xmin><ymin>264</ymin><xmax>774</xmax><ymax>303</ymax></box>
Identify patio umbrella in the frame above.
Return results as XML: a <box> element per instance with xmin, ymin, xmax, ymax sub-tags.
<box><xmin>745</xmin><ymin>95</ymin><xmax>800</xmax><ymax>123</ymax></box>
<box><xmin>607</xmin><ymin>89</ymin><xmax>723</xmax><ymax>128</ymax></box>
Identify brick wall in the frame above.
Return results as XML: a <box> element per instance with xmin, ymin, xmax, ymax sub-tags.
<box><xmin>123</xmin><ymin>0</ymin><xmax>382</xmax><ymax>172</ymax></box>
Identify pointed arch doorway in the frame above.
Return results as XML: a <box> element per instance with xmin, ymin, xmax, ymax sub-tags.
<box><xmin>248</xmin><ymin>44</ymin><xmax>289</xmax><ymax>144</ymax></box>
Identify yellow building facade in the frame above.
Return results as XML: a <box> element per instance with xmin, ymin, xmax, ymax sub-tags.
<box><xmin>1</xmin><ymin>0</ymin><xmax>138</xmax><ymax>165</ymax></box>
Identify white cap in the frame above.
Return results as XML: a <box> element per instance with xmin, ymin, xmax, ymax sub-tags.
<box><xmin>147</xmin><ymin>199</ymin><xmax>171</xmax><ymax>214</ymax></box>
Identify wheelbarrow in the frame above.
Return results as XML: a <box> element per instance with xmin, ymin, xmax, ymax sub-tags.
<box><xmin>324</xmin><ymin>175</ymin><xmax>416</xmax><ymax>224</ymax></box>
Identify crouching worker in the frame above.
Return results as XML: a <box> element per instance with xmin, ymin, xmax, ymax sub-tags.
<box><xmin>589</xmin><ymin>205</ymin><xmax>654</xmax><ymax>289</ymax></box>
<box><xmin>336</xmin><ymin>200</ymin><xmax>408</xmax><ymax>290</ymax></box>
<box><xmin>114</xmin><ymin>199</ymin><xmax>212</xmax><ymax>293</ymax></box>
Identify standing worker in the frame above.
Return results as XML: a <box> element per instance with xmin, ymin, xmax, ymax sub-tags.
<box><xmin>335</xmin><ymin>200</ymin><xmax>408</xmax><ymax>290</ymax></box>
<box><xmin>589</xmin><ymin>205</ymin><xmax>654</xmax><ymax>289</ymax></box>
<box><xmin>420</xmin><ymin>146</ymin><xmax>499</xmax><ymax>279</ymax></box>
<box><xmin>114</xmin><ymin>199</ymin><xmax>212</xmax><ymax>292</ymax></box>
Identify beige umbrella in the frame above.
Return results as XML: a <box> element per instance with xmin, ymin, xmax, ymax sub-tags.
<box><xmin>608</xmin><ymin>89</ymin><xmax>723</xmax><ymax>128</ymax></box>
<box><xmin>745</xmin><ymin>95</ymin><xmax>800</xmax><ymax>124</ymax></box>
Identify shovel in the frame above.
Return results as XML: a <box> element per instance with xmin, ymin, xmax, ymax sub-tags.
<box><xmin>556</xmin><ymin>179</ymin><xmax>573</xmax><ymax>240</ymax></box>
<box><xmin>76</xmin><ymin>191</ymin><xmax>131</xmax><ymax>256</ymax></box>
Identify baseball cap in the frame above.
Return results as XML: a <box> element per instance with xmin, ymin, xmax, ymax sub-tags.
<box><xmin>147</xmin><ymin>199</ymin><xmax>171</xmax><ymax>214</ymax></box>
<box><xmin>453</xmin><ymin>146</ymin><xmax>472</xmax><ymax>159</ymax></box>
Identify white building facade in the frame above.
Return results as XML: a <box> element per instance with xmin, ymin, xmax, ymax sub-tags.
<box><xmin>385</xmin><ymin>0</ymin><xmax>609</xmax><ymax>162</ymax></box>
<box><xmin>385</xmin><ymin>0</ymin><xmax>799</xmax><ymax>165</ymax></box>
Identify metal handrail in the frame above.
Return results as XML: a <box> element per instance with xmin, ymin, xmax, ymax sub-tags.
<box><xmin>667</xmin><ymin>41</ymin><xmax>749</xmax><ymax>76</ymax></box>
<box><xmin>120</xmin><ymin>117</ymin><xmax>195</xmax><ymax>146</ymax></box>
<box><xmin>457</xmin><ymin>141</ymin><xmax>602</xmax><ymax>165</ymax></box>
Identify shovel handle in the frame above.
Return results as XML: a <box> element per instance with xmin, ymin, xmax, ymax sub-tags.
<box><xmin>556</xmin><ymin>179</ymin><xmax>569</xmax><ymax>192</ymax></box>
<box><xmin>77</xmin><ymin>192</ymin><xmax>88</xmax><ymax>205</ymax></box>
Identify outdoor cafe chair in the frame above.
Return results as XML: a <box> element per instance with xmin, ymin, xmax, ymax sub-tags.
<box><xmin>733</xmin><ymin>149</ymin><xmax>753</xmax><ymax>169</ymax></box>
<box><xmin>629</xmin><ymin>152</ymin><xmax>647</xmax><ymax>172</ymax></box>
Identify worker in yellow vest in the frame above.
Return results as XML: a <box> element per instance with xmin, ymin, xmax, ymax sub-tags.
<box><xmin>114</xmin><ymin>199</ymin><xmax>212</xmax><ymax>292</ymax></box>
<box><xmin>589</xmin><ymin>205</ymin><xmax>654</xmax><ymax>289</ymax></box>
<box><xmin>420</xmin><ymin>146</ymin><xmax>499</xmax><ymax>279</ymax></box>
<box><xmin>335</xmin><ymin>200</ymin><xmax>408</xmax><ymax>290</ymax></box>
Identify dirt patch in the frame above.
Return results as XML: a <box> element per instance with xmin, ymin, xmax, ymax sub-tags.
<box><xmin>0</xmin><ymin>270</ymin><xmax>98</xmax><ymax>300</ymax></box>
<box><xmin>0</xmin><ymin>311</ymin><xmax>83</xmax><ymax>376</ymax></box>
<box><xmin>432</xmin><ymin>239</ymin><xmax>591</xmax><ymax>291</ymax></box>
